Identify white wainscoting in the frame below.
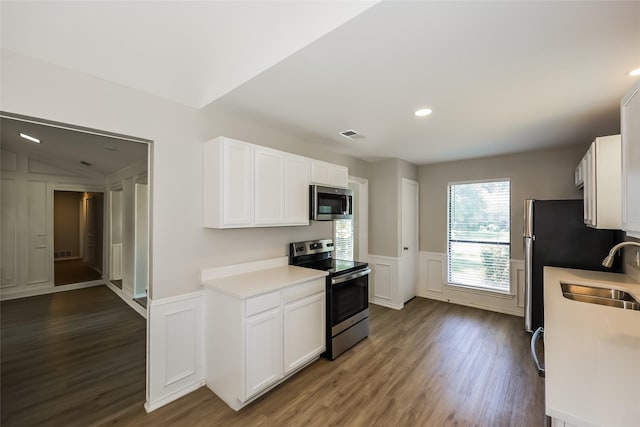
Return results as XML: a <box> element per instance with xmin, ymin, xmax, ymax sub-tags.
<box><xmin>417</xmin><ymin>252</ymin><xmax>525</xmax><ymax>317</ymax></box>
<box><xmin>146</xmin><ymin>290</ymin><xmax>204</xmax><ymax>412</ymax></box>
<box><xmin>110</xmin><ymin>243</ymin><xmax>123</xmax><ymax>280</ymax></box>
<box><xmin>368</xmin><ymin>255</ymin><xmax>403</xmax><ymax>310</ymax></box>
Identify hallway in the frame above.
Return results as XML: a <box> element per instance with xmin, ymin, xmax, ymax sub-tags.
<box><xmin>54</xmin><ymin>258</ymin><xmax>102</xmax><ymax>285</ymax></box>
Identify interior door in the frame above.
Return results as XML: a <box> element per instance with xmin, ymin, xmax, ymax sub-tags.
<box><xmin>401</xmin><ymin>179</ymin><xmax>419</xmax><ymax>303</ymax></box>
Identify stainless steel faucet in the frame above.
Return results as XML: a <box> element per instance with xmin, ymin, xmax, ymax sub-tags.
<box><xmin>602</xmin><ymin>241</ymin><xmax>640</xmax><ymax>267</ymax></box>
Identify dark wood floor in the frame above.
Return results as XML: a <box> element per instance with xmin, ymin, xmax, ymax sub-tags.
<box><xmin>0</xmin><ymin>286</ymin><xmax>146</xmax><ymax>427</ymax></box>
<box><xmin>1</xmin><ymin>291</ymin><xmax>544</xmax><ymax>426</ymax></box>
<box><xmin>54</xmin><ymin>258</ymin><xmax>102</xmax><ymax>285</ymax></box>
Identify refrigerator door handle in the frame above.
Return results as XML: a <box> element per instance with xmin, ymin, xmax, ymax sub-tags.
<box><xmin>524</xmin><ymin>237</ymin><xmax>533</xmax><ymax>332</ymax></box>
<box><xmin>531</xmin><ymin>326</ymin><xmax>545</xmax><ymax>377</ymax></box>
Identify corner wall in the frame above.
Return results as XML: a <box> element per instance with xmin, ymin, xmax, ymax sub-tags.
<box><xmin>417</xmin><ymin>143</ymin><xmax>590</xmax><ymax>316</ymax></box>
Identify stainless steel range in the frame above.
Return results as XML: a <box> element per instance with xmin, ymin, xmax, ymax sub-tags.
<box><xmin>289</xmin><ymin>239</ymin><xmax>371</xmax><ymax>360</ymax></box>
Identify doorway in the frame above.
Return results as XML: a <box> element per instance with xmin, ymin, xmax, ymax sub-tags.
<box><xmin>54</xmin><ymin>191</ymin><xmax>104</xmax><ymax>286</ymax></box>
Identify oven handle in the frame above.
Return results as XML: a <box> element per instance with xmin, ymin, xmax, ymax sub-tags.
<box><xmin>331</xmin><ymin>268</ymin><xmax>371</xmax><ymax>285</ymax></box>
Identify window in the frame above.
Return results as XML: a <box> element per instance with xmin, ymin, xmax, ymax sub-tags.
<box><xmin>334</xmin><ymin>219</ymin><xmax>354</xmax><ymax>261</ymax></box>
<box><xmin>448</xmin><ymin>180</ymin><xmax>510</xmax><ymax>292</ymax></box>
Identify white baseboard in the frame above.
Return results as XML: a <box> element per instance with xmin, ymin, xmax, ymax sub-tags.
<box><xmin>418</xmin><ymin>291</ymin><xmax>524</xmax><ymax>317</ymax></box>
<box><xmin>146</xmin><ymin>290</ymin><xmax>204</xmax><ymax>413</ymax></box>
<box><xmin>370</xmin><ymin>298</ymin><xmax>403</xmax><ymax>310</ymax></box>
<box><xmin>0</xmin><ymin>279</ymin><xmax>104</xmax><ymax>301</ymax></box>
<box><xmin>144</xmin><ymin>379</ymin><xmax>205</xmax><ymax>413</ymax></box>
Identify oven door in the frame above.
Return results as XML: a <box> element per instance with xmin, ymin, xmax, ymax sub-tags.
<box><xmin>329</xmin><ymin>268</ymin><xmax>370</xmax><ymax>332</ymax></box>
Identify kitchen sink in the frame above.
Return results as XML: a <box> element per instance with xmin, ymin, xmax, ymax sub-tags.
<box><xmin>561</xmin><ymin>283</ymin><xmax>640</xmax><ymax>311</ymax></box>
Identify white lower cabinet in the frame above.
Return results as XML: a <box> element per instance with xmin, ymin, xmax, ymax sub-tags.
<box><xmin>205</xmin><ymin>277</ymin><xmax>325</xmax><ymax>411</ymax></box>
<box><xmin>245</xmin><ymin>306</ymin><xmax>283</xmax><ymax>398</ymax></box>
<box><xmin>283</xmin><ymin>292</ymin><xmax>325</xmax><ymax>374</ymax></box>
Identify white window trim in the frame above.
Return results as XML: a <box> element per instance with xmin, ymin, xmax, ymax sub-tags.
<box><xmin>446</xmin><ymin>178</ymin><xmax>512</xmax><ymax>295</ymax></box>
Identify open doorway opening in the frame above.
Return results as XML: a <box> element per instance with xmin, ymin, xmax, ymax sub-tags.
<box><xmin>54</xmin><ymin>191</ymin><xmax>104</xmax><ymax>285</ymax></box>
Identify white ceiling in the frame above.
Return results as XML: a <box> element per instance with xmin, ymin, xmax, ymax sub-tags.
<box><xmin>2</xmin><ymin>1</ymin><xmax>639</xmax><ymax>165</ymax></box>
<box><xmin>1</xmin><ymin>117</ymin><xmax>148</xmax><ymax>177</ymax></box>
<box><xmin>0</xmin><ymin>1</ymin><xmax>377</xmax><ymax>109</ymax></box>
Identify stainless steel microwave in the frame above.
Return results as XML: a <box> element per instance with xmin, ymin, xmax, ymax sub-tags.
<box><xmin>310</xmin><ymin>185</ymin><xmax>353</xmax><ymax>221</ymax></box>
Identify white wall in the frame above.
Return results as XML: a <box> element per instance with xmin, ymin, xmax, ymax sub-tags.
<box><xmin>416</xmin><ymin>144</ymin><xmax>589</xmax><ymax>316</ymax></box>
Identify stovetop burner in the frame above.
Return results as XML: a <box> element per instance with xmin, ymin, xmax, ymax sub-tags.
<box><xmin>289</xmin><ymin>238</ymin><xmax>369</xmax><ymax>277</ymax></box>
<box><xmin>297</xmin><ymin>258</ymin><xmax>369</xmax><ymax>276</ymax></box>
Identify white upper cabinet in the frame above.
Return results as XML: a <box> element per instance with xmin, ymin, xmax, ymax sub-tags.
<box><xmin>254</xmin><ymin>147</ymin><xmax>285</xmax><ymax>226</ymax></box>
<box><xmin>254</xmin><ymin>147</ymin><xmax>310</xmax><ymax>226</ymax></box>
<box><xmin>203</xmin><ymin>137</ymin><xmax>317</xmax><ymax>228</ymax></box>
<box><xmin>203</xmin><ymin>137</ymin><xmax>253</xmax><ymax>228</ymax></box>
<box><xmin>621</xmin><ymin>80</ymin><xmax>640</xmax><ymax>238</ymax></box>
<box><xmin>580</xmin><ymin>135</ymin><xmax>621</xmax><ymax>230</ymax></box>
<box><xmin>283</xmin><ymin>154</ymin><xmax>310</xmax><ymax>225</ymax></box>
<box><xmin>310</xmin><ymin>160</ymin><xmax>348</xmax><ymax>188</ymax></box>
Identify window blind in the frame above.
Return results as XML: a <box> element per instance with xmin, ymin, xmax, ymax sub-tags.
<box><xmin>334</xmin><ymin>219</ymin><xmax>354</xmax><ymax>261</ymax></box>
<box><xmin>448</xmin><ymin>180</ymin><xmax>510</xmax><ymax>292</ymax></box>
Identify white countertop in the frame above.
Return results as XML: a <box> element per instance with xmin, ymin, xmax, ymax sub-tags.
<box><xmin>546</xmin><ymin>266</ymin><xmax>640</xmax><ymax>298</ymax></box>
<box><xmin>543</xmin><ymin>267</ymin><xmax>640</xmax><ymax>426</ymax></box>
<box><xmin>202</xmin><ymin>265</ymin><xmax>328</xmax><ymax>299</ymax></box>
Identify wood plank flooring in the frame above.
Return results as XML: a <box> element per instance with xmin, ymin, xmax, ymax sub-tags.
<box><xmin>1</xmin><ymin>291</ymin><xmax>545</xmax><ymax>426</ymax></box>
<box><xmin>0</xmin><ymin>286</ymin><xmax>146</xmax><ymax>427</ymax></box>
<box><xmin>54</xmin><ymin>258</ymin><xmax>102</xmax><ymax>285</ymax></box>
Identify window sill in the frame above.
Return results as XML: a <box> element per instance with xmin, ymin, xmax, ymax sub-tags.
<box><xmin>445</xmin><ymin>283</ymin><xmax>515</xmax><ymax>299</ymax></box>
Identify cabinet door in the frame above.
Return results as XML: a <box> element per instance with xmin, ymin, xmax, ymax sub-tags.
<box><xmin>245</xmin><ymin>307</ymin><xmax>283</xmax><ymax>400</ymax></box>
<box><xmin>310</xmin><ymin>160</ymin><xmax>348</xmax><ymax>188</ymax></box>
<box><xmin>223</xmin><ymin>140</ymin><xmax>253</xmax><ymax>226</ymax></box>
<box><xmin>254</xmin><ymin>147</ymin><xmax>284</xmax><ymax>225</ymax></box>
<box><xmin>283</xmin><ymin>292</ymin><xmax>325</xmax><ymax>375</ymax></box>
<box><xmin>284</xmin><ymin>155</ymin><xmax>310</xmax><ymax>225</ymax></box>
<box><xmin>328</xmin><ymin>165</ymin><xmax>348</xmax><ymax>188</ymax></box>
<box><xmin>310</xmin><ymin>161</ymin><xmax>331</xmax><ymax>186</ymax></box>
<box><xmin>622</xmin><ymin>81</ymin><xmax>640</xmax><ymax>237</ymax></box>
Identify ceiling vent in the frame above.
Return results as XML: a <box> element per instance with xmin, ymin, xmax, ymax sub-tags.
<box><xmin>339</xmin><ymin>129</ymin><xmax>365</xmax><ymax>140</ymax></box>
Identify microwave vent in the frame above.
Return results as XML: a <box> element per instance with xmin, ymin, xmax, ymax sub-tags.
<box><xmin>339</xmin><ymin>129</ymin><xmax>365</xmax><ymax>140</ymax></box>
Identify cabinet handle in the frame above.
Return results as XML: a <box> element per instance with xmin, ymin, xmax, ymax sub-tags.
<box><xmin>531</xmin><ymin>326</ymin><xmax>545</xmax><ymax>377</ymax></box>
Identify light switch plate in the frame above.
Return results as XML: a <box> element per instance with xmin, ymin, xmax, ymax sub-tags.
<box><xmin>35</xmin><ymin>234</ymin><xmax>48</xmax><ymax>248</ymax></box>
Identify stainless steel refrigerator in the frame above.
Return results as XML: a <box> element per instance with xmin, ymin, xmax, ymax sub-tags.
<box><xmin>523</xmin><ymin>199</ymin><xmax>624</xmax><ymax>333</ymax></box>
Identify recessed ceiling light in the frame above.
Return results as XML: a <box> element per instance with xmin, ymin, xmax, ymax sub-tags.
<box><xmin>19</xmin><ymin>132</ymin><xmax>40</xmax><ymax>143</ymax></box>
<box><xmin>414</xmin><ymin>108</ymin><xmax>433</xmax><ymax>117</ymax></box>
<box><xmin>629</xmin><ymin>68</ymin><xmax>640</xmax><ymax>76</ymax></box>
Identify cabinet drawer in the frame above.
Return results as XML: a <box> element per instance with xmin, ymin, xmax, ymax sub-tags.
<box><xmin>246</xmin><ymin>291</ymin><xmax>280</xmax><ymax>317</ymax></box>
<box><xmin>283</xmin><ymin>278</ymin><xmax>325</xmax><ymax>303</ymax></box>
